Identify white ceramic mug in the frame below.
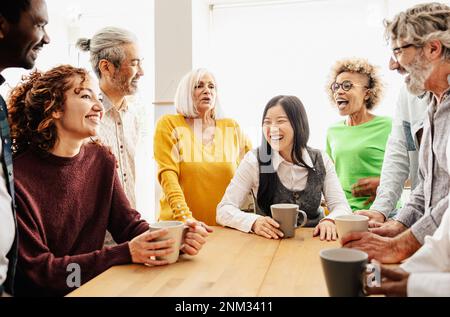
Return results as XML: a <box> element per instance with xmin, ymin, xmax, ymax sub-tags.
<box><xmin>148</xmin><ymin>221</ymin><xmax>186</xmax><ymax>264</ymax></box>
<box><xmin>334</xmin><ymin>214</ymin><xmax>369</xmax><ymax>243</ymax></box>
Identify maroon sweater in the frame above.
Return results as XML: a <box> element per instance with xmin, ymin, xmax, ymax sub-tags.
<box><xmin>13</xmin><ymin>144</ymin><xmax>149</xmax><ymax>296</ymax></box>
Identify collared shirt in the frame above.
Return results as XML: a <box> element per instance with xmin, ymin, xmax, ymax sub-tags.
<box><xmin>371</xmin><ymin>86</ymin><xmax>429</xmax><ymax>217</ymax></box>
<box><xmin>97</xmin><ymin>92</ymin><xmax>140</xmax><ymax>208</ymax></box>
<box><xmin>216</xmin><ymin>149</ymin><xmax>352</xmax><ymax>232</ymax></box>
<box><xmin>0</xmin><ymin>74</ymin><xmax>16</xmax><ymax>287</ymax></box>
<box><xmin>400</xmin><ymin>78</ymin><xmax>450</xmax><ymax>297</ymax></box>
<box><xmin>394</xmin><ymin>83</ymin><xmax>450</xmax><ymax>244</ymax></box>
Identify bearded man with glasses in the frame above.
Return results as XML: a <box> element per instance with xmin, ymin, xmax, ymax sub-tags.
<box><xmin>358</xmin><ymin>2</ymin><xmax>450</xmax><ymax>297</ymax></box>
<box><xmin>341</xmin><ymin>3</ymin><xmax>450</xmax><ymax>290</ymax></box>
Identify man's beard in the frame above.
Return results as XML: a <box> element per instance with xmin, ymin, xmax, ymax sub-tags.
<box><xmin>112</xmin><ymin>72</ymin><xmax>138</xmax><ymax>96</ymax></box>
<box><xmin>404</xmin><ymin>53</ymin><xmax>433</xmax><ymax>96</ymax></box>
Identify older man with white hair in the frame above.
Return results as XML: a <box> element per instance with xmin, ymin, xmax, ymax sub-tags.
<box><xmin>342</xmin><ymin>2</ymin><xmax>450</xmax><ymax>269</ymax></box>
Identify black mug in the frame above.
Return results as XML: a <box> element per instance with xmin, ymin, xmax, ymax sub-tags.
<box><xmin>320</xmin><ymin>248</ymin><xmax>371</xmax><ymax>297</ymax></box>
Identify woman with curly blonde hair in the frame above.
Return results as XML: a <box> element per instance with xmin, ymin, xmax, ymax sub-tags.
<box><xmin>325</xmin><ymin>58</ymin><xmax>392</xmax><ymax>211</ymax></box>
<box><xmin>7</xmin><ymin>65</ymin><xmax>207</xmax><ymax>296</ymax></box>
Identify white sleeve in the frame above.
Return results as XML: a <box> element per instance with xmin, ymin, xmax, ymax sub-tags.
<box><xmin>371</xmin><ymin>88</ymin><xmax>412</xmax><ymax>217</ymax></box>
<box><xmin>321</xmin><ymin>151</ymin><xmax>352</xmax><ymax>220</ymax></box>
<box><xmin>400</xmin><ymin>205</ymin><xmax>450</xmax><ymax>296</ymax></box>
<box><xmin>399</xmin><ymin>139</ymin><xmax>450</xmax><ymax>297</ymax></box>
<box><xmin>407</xmin><ymin>273</ymin><xmax>450</xmax><ymax>297</ymax></box>
<box><xmin>400</xmin><ymin>207</ymin><xmax>450</xmax><ymax>273</ymax></box>
<box><xmin>216</xmin><ymin>151</ymin><xmax>262</xmax><ymax>232</ymax></box>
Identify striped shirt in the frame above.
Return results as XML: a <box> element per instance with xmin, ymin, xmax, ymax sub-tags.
<box><xmin>97</xmin><ymin>92</ymin><xmax>140</xmax><ymax>208</ymax></box>
<box><xmin>395</xmin><ymin>87</ymin><xmax>450</xmax><ymax>244</ymax></box>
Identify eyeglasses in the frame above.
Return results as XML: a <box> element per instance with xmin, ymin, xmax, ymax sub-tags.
<box><xmin>330</xmin><ymin>80</ymin><xmax>368</xmax><ymax>92</ymax></box>
<box><xmin>391</xmin><ymin>43</ymin><xmax>415</xmax><ymax>62</ymax></box>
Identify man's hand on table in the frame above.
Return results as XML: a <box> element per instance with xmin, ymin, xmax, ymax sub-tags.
<box><xmin>370</xmin><ymin>220</ymin><xmax>407</xmax><ymax>237</ymax></box>
<box><xmin>341</xmin><ymin>231</ymin><xmax>403</xmax><ymax>263</ymax></box>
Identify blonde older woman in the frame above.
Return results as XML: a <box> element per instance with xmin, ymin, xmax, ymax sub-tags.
<box><xmin>154</xmin><ymin>68</ymin><xmax>252</xmax><ymax>226</ymax></box>
<box><xmin>326</xmin><ymin>58</ymin><xmax>391</xmax><ymax>211</ymax></box>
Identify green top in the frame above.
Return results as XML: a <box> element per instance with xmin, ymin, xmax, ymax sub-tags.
<box><xmin>326</xmin><ymin>116</ymin><xmax>392</xmax><ymax>211</ymax></box>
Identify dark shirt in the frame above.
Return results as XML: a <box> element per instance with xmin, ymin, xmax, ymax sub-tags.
<box><xmin>13</xmin><ymin>143</ymin><xmax>149</xmax><ymax>296</ymax></box>
<box><xmin>0</xmin><ymin>74</ymin><xmax>17</xmax><ymax>295</ymax></box>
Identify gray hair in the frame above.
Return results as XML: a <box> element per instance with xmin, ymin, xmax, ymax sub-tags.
<box><xmin>384</xmin><ymin>2</ymin><xmax>450</xmax><ymax>61</ymax></box>
<box><xmin>174</xmin><ymin>68</ymin><xmax>222</xmax><ymax>119</ymax></box>
<box><xmin>76</xmin><ymin>27</ymin><xmax>137</xmax><ymax>78</ymax></box>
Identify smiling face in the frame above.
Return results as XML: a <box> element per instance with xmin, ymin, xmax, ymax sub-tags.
<box><xmin>333</xmin><ymin>72</ymin><xmax>370</xmax><ymax>116</ymax></box>
<box><xmin>193</xmin><ymin>73</ymin><xmax>216</xmax><ymax>116</ymax></box>
<box><xmin>262</xmin><ymin>104</ymin><xmax>294</xmax><ymax>158</ymax></box>
<box><xmin>0</xmin><ymin>0</ymin><xmax>50</xmax><ymax>69</ymax></box>
<box><xmin>402</xmin><ymin>53</ymin><xmax>434</xmax><ymax>96</ymax></box>
<box><xmin>110</xmin><ymin>43</ymin><xmax>144</xmax><ymax>96</ymax></box>
<box><xmin>391</xmin><ymin>40</ymin><xmax>434</xmax><ymax>96</ymax></box>
<box><xmin>53</xmin><ymin>75</ymin><xmax>104</xmax><ymax>140</ymax></box>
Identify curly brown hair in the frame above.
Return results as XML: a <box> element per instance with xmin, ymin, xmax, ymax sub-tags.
<box><xmin>7</xmin><ymin>65</ymin><xmax>89</xmax><ymax>156</ymax></box>
<box><xmin>326</xmin><ymin>58</ymin><xmax>383</xmax><ymax>110</ymax></box>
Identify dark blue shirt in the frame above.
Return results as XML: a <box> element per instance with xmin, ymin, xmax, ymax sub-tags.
<box><xmin>0</xmin><ymin>74</ymin><xmax>17</xmax><ymax>295</ymax></box>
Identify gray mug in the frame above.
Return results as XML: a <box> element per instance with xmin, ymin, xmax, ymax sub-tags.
<box><xmin>270</xmin><ymin>203</ymin><xmax>308</xmax><ymax>238</ymax></box>
<box><xmin>320</xmin><ymin>248</ymin><xmax>371</xmax><ymax>297</ymax></box>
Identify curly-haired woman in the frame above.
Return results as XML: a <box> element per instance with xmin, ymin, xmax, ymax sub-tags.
<box><xmin>325</xmin><ymin>58</ymin><xmax>392</xmax><ymax>211</ymax></box>
<box><xmin>7</xmin><ymin>65</ymin><xmax>208</xmax><ymax>296</ymax></box>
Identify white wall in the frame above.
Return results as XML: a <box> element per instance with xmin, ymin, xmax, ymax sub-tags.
<box><xmin>192</xmin><ymin>0</ymin><xmax>214</xmax><ymax>69</ymax></box>
<box><xmin>208</xmin><ymin>0</ymin><xmax>430</xmax><ymax>149</ymax></box>
<box><xmin>155</xmin><ymin>0</ymin><xmax>193</xmax><ymax>106</ymax></box>
<box><xmin>154</xmin><ymin>0</ymin><xmax>212</xmax><ymax>110</ymax></box>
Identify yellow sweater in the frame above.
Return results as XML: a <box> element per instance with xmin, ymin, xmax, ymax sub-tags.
<box><xmin>154</xmin><ymin>114</ymin><xmax>252</xmax><ymax>225</ymax></box>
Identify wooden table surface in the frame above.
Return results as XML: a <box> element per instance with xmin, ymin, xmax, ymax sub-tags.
<box><xmin>67</xmin><ymin>226</ymin><xmax>339</xmax><ymax>297</ymax></box>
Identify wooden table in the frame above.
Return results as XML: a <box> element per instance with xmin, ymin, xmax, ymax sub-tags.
<box><xmin>67</xmin><ymin>227</ymin><xmax>339</xmax><ymax>297</ymax></box>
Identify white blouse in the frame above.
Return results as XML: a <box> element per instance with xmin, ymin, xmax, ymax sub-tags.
<box><xmin>216</xmin><ymin>149</ymin><xmax>352</xmax><ymax>232</ymax></box>
<box><xmin>401</xmin><ymin>204</ymin><xmax>450</xmax><ymax>296</ymax></box>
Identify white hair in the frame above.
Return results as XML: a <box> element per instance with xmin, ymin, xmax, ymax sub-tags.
<box><xmin>174</xmin><ymin>68</ymin><xmax>222</xmax><ymax>119</ymax></box>
<box><xmin>76</xmin><ymin>27</ymin><xmax>137</xmax><ymax>78</ymax></box>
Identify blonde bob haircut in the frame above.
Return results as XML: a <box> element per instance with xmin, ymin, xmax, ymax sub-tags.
<box><xmin>174</xmin><ymin>68</ymin><xmax>221</xmax><ymax>119</ymax></box>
